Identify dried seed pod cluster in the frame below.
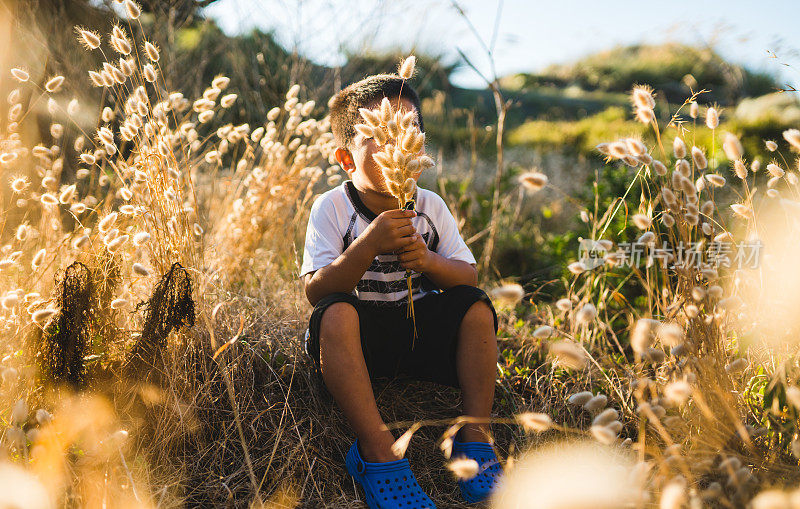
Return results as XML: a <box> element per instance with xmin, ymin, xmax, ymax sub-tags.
<box><xmin>354</xmin><ymin>96</ymin><xmax>434</xmax><ymax>207</ymax></box>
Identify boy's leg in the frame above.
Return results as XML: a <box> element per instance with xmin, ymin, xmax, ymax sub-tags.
<box><xmin>455</xmin><ymin>299</ymin><xmax>498</xmax><ymax>442</ymax></box>
<box><xmin>319</xmin><ymin>301</ymin><xmax>400</xmax><ymax>462</ymax></box>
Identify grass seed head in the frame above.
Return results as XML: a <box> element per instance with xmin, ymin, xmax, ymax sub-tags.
<box><xmin>675</xmin><ymin>158</ymin><xmax>690</xmax><ymax>177</ymax></box>
<box><xmin>690</xmin><ymin>101</ymin><xmax>699</xmax><ymax>119</ymax></box>
<box><xmin>59</xmin><ymin>184</ymin><xmax>76</xmax><ymax>203</ymax></box>
<box><xmin>448</xmin><ymin>458</ymin><xmax>480</xmax><ymax>480</ymax></box>
<box><xmin>517</xmin><ymin>171</ymin><xmax>549</xmax><ymax>193</ymax></box>
<box><xmin>706</xmin><ymin>107</ymin><xmax>720</xmax><ymax>129</ymax></box>
<box><xmin>705</xmin><ymin>174</ymin><xmax>726</xmax><ymax>187</ymax></box>
<box><xmin>550</xmin><ymin>340</ymin><xmax>587</xmax><ymax>369</ymax></box>
<box><xmin>657</xmin><ymin>323</ymin><xmax>683</xmax><ymax>346</ymax></box>
<box><xmin>625</xmin><ymin>138</ymin><xmax>646</xmax><ymax>156</ymax></box>
<box><xmin>45</xmin><ymin>75</ymin><xmax>65</xmax><ymax>93</ymax></box>
<box><xmin>98</xmin><ymin>212</ymin><xmax>118</xmax><ymax>233</ymax></box>
<box><xmin>32</xmin><ymin>308</ymin><xmax>58</xmax><ymax>325</ymax></box>
<box><xmin>691</xmin><ymin>146</ymin><xmax>707</xmax><ymax>169</ymax></box>
<box><xmin>517</xmin><ymin>412</ymin><xmax>553</xmax><ymax>433</ymax></box>
<box><xmin>11</xmin><ymin>399</ymin><xmax>27</xmax><ymax>425</ymax></box>
<box><xmin>660</xmin><ymin>480</ymin><xmax>687</xmax><ymax>509</ymax></box>
<box><xmin>734</xmin><ymin>159</ymin><xmax>748</xmax><ymax>179</ymax></box>
<box><xmin>72</xmin><ymin>235</ymin><xmax>89</xmax><ymax>249</ymax></box>
<box><xmin>40</xmin><ymin>193</ymin><xmax>58</xmax><ymax>206</ymax></box>
<box><xmin>143</xmin><ymin>63</ymin><xmax>157</xmax><ymax>82</ymax></box>
<box><xmin>664</xmin><ymin>381</ymin><xmax>692</xmax><ymax>406</ymax></box>
<box><xmin>725</xmin><ymin>358</ymin><xmax>748</xmax><ymax>374</ymax></box>
<box><xmin>767</xmin><ymin>163</ymin><xmax>785</xmax><ymax>178</ymax></box>
<box><xmin>786</xmin><ymin>386</ymin><xmax>800</xmax><ymax>410</ymax></box>
<box><xmin>11</xmin><ymin>176</ymin><xmax>28</xmax><ymax>193</ymax></box>
<box><xmin>631</xmin><ymin>318</ymin><xmax>659</xmax><ymax>353</ymax></box>
<box><xmin>76</xmin><ymin>27</ymin><xmax>101</xmax><ymax>49</ymax></box>
<box><xmin>635</xmin><ymin>107</ymin><xmax>655</xmax><ymax>124</ymax></box>
<box><xmin>11</xmin><ymin>68</ymin><xmax>29</xmax><ymax>82</ymax></box>
<box><xmin>391</xmin><ymin>426</ymin><xmax>416</xmax><ymax>458</ymax></box>
<box><xmin>220</xmin><ymin>94</ymin><xmax>237</xmax><ymax>108</ymax></box>
<box><xmin>398</xmin><ymin>55</ymin><xmax>416</xmax><ymax>80</ymax></box>
<box><xmin>575</xmin><ymin>303</ymin><xmax>597</xmax><ymax>324</ymax></box>
<box><xmin>637</xmin><ymin>231</ymin><xmax>655</xmax><ymax>244</ymax></box>
<box><xmin>492</xmin><ymin>441</ymin><xmax>641</xmax><ymax>508</ymax></box>
<box><xmin>632</xmin><ymin>85</ymin><xmax>655</xmax><ymax>109</ymax></box>
<box><xmin>723</xmin><ymin>133</ymin><xmax>743</xmax><ymax>160</ymax></box>
<box><xmin>730</xmin><ymin>203</ymin><xmax>751</xmax><ymax>218</ymax></box>
<box><xmin>592</xmin><ymin>408</ymin><xmax>619</xmax><ymax>426</ymax></box>
<box><xmin>750</xmin><ymin>490</ymin><xmax>791</xmax><ymax>509</ymax></box>
<box><xmin>673</xmin><ymin>137</ymin><xmax>687</xmax><ymax>158</ymax></box>
<box><xmin>583</xmin><ymin>394</ymin><xmax>608</xmax><ymax>413</ymax></box>
<box><xmin>783</xmin><ymin>129</ymin><xmax>800</xmax><ymax>150</ymax></box>
<box><xmin>124</xmin><ymin>0</ymin><xmax>141</xmax><ymax>19</ymax></box>
<box><xmin>32</xmin><ymin>249</ymin><xmax>46</xmax><ymax>269</ymax></box>
<box><xmin>490</xmin><ymin>283</ymin><xmax>524</xmax><ymax>307</ymax></box>
<box><xmin>568</xmin><ymin>391</ymin><xmax>594</xmax><ymax>406</ymax></box>
<box><xmin>144</xmin><ymin>41</ymin><xmax>160</xmax><ymax>61</ymax></box>
<box><xmin>111</xmin><ymin>298</ymin><xmax>128</xmax><ymax>309</ymax></box>
<box><xmin>212</xmin><ymin>75</ymin><xmax>230</xmax><ymax>90</ymax></box>
<box><xmin>590</xmin><ymin>424</ymin><xmax>617</xmax><ymax>444</ymax></box>
<box><xmin>632</xmin><ymin>213</ymin><xmax>652</xmax><ymax>230</ymax></box>
<box><xmin>556</xmin><ymin>298</ymin><xmax>572</xmax><ymax>311</ymax></box>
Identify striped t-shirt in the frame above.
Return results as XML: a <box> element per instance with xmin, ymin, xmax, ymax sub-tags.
<box><xmin>300</xmin><ymin>180</ymin><xmax>476</xmax><ymax>306</ymax></box>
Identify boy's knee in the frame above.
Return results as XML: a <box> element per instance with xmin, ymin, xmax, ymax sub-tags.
<box><xmin>319</xmin><ymin>300</ymin><xmax>359</xmax><ymax>338</ymax></box>
<box><xmin>463</xmin><ymin>299</ymin><xmax>495</xmax><ymax>330</ymax></box>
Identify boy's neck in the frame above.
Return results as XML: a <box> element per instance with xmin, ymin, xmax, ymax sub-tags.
<box><xmin>351</xmin><ymin>181</ymin><xmax>402</xmax><ymax>216</ymax></box>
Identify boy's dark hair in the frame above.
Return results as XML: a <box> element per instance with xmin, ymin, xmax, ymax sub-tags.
<box><xmin>329</xmin><ymin>73</ymin><xmax>424</xmax><ymax>149</ymax></box>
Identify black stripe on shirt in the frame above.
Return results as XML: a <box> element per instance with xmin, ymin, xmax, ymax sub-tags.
<box><xmin>357</xmin><ymin>274</ymin><xmax>423</xmax><ymax>294</ymax></box>
<box><xmin>342</xmin><ymin>212</ymin><xmax>357</xmax><ymax>250</ymax></box>
<box><xmin>367</xmin><ymin>259</ymin><xmax>404</xmax><ymax>274</ymax></box>
<box><xmin>416</xmin><ymin>212</ymin><xmax>439</xmax><ymax>252</ymax></box>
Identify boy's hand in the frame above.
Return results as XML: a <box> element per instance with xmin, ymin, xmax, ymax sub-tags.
<box><xmin>397</xmin><ymin>232</ymin><xmax>434</xmax><ymax>272</ymax></box>
<box><xmin>363</xmin><ymin>209</ymin><xmax>417</xmax><ymax>256</ymax></box>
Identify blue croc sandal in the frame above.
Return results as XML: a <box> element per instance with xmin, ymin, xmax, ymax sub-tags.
<box><xmin>345</xmin><ymin>440</ymin><xmax>437</xmax><ymax>509</ymax></box>
<box><xmin>451</xmin><ymin>440</ymin><xmax>503</xmax><ymax>504</ymax></box>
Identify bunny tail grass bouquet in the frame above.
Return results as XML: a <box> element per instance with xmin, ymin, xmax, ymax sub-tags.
<box><xmin>353</xmin><ymin>56</ymin><xmax>435</xmax><ymax>348</ymax></box>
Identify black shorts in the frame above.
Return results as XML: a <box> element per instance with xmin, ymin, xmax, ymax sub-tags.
<box><xmin>305</xmin><ymin>285</ymin><xmax>498</xmax><ymax>388</ymax></box>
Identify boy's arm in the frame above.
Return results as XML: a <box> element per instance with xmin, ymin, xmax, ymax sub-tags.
<box><xmin>424</xmin><ymin>255</ymin><xmax>478</xmax><ymax>289</ymax></box>
<box><xmin>303</xmin><ymin>233</ymin><xmax>376</xmax><ymax>307</ymax></box>
<box><xmin>304</xmin><ymin>209</ymin><xmax>417</xmax><ymax>306</ymax></box>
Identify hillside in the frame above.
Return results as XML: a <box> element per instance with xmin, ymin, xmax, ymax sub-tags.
<box><xmin>515</xmin><ymin>43</ymin><xmax>777</xmax><ymax>105</ymax></box>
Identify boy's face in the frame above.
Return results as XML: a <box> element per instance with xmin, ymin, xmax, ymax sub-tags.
<box><xmin>335</xmin><ymin>96</ymin><xmax>422</xmax><ymax>200</ymax></box>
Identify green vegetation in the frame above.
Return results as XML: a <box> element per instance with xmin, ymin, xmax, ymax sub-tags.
<box><xmin>516</xmin><ymin>43</ymin><xmax>777</xmax><ymax>104</ymax></box>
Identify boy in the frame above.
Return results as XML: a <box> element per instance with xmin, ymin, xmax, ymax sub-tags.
<box><xmin>300</xmin><ymin>74</ymin><xmax>501</xmax><ymax>508</ymax></box>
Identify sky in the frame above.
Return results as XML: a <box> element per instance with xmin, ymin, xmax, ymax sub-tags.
<box><xmin>203</xmin><ymin>0</ymin><xmax>800</xmax><ymax>90</ymax></box>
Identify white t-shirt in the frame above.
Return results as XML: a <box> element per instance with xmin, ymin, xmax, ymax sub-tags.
<box><xmin>300</xmin><ymin>180</ymin><xmax>476</xmax><ymax>306</ymax></box>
